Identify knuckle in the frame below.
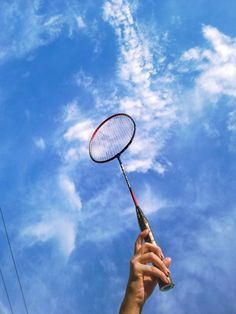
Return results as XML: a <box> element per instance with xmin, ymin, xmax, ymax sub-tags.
<box><xmin>130</xmin><ymin>257</ymin><xmax>137</xmax><ymax>267</ymax></box>
<box><xmin>149</xmin><ymin>252</ymin><xmax>155</xmax><ymax>259</ymax></box>
<box><xmin>150</xmin><ymin>265</ymin><xmax>157</xmax><ymax>273</ymax></box>
<box><xmin>131</xmin><ymin>260</ymin><xmax>139</xmax><ymax>273</ymax></box>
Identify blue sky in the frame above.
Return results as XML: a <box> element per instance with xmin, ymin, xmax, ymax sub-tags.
<box><xmin>0</xmin><ymin>0</ymin><xmax>236</xmax><ymax>313</ymax></box>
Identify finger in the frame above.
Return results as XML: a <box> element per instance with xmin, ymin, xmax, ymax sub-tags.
<box><xmin>141</xmin><ymin>242</ymin><xmax>164</xmax><ymax>260</ymax></box>
<box><xmin>140</xmin><ymin>264</ymin><xmax>170</xmax><ymax>284</ymax></box>
<box><xmin>134</xmin><ymin>229</ymin><xmax>149</xmax><ymax>254</ymax></box>
<box><xmin>143</xmin><ymin>275</ymin><xmax>159</xmax><ymax>289</ymax></box>
<box><xmin>139</xmin><ymin>252</ymin><xmax>170</xmax><ymax>276</ymax></box>
<box><xmin>163</xmin><ymin>257</ymin><xmax>172</xmax><ymax>268</ymax></box>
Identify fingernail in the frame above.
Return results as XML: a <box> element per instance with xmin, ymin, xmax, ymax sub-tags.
<box><xmin>166</xmin><ymin>269</ymin><xmax>171</xmax><ymax>276</ymax></box>
<box><xmin>164</xmin><ymin>276</ymin><xmax>170</xmax><ymax>284</ymax></box>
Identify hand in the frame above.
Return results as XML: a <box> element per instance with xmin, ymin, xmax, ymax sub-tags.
<box><xmin>119</xmin><ymin>229</ymin><xmax>172</xmax><ymax>314</ymax></box>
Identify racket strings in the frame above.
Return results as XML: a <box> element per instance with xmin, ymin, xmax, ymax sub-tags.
<box><xmin>90</xmin><ymin>115</ymin><xmax>135</xmax><ymax>162</ymax></box>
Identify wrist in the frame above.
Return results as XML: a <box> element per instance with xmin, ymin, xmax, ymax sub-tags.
<box><xmin>119</xmin><ymin>281</ymin><xmax>144</xmax><ymax>314</ymax></box>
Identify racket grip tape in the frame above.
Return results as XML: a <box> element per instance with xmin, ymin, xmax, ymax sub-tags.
<box><xmin>135</xmin><ymin>206</ymin><xmax>175</xmax><ymax>292</ymax></box>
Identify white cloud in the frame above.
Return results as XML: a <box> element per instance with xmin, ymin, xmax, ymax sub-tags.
<box><xmin>139</xmin><ymin>184</ymin><xmax>167</xmax><ymax>215</ymax></box>
<box><xmin>64</xmin><ymin>119</ymin><xmax>94</xmax><ymax>143</ymax></box>
<box><xmin>56</xmin><ymin>1</ymin><xmax>176</xmax><ymax>178</ymax></box>
<box><xmin>180</xmin><ymin>25</ymin><xmax>236</xmax><ymax>100</ymax></box>
<box><xmin>103</xmin><ymin>0</ymin><xmax>154</xmax><ymax>91</ymax></box>
<box><xmin>102</xmin><ymin>0</ymin><xmax>177</xmax><ymax>174</ymax></box>
<box><xmin>64</xmin><ymin>148</ymin><xmax>79</xmax><ymax>162</ymax></box>
<box><xmin>227</xmin><ymin>110</ymin><xmax>236</xmax><ymax>132</ymax></box>
<box><xmin>0</xmin><ymin>2</ymin><xmax>59</xmax><ymax>63</ymax></box>
<box><xmin>79</xmin><ymin>180</ymin><xmax>136</xmax><ymax>243</ymax></box>
<box><xmin>22</xmin><ymin>213</ymin><xmax>77</xmax><ymax>257</ymax></box>
<box><xmin>59</xmin><ymin>174</ymin><xmax>82</xmax><ymax>210</ymax></box>
<box><xmin>0</xmin><ymin>1</ymin><xmax>86</xmax><ymax>63</ymax></box>
<box><xmin>21</xmin><ymin>172</ymin><xmax>82</xmax><ymax>257</ymax></box>
<box><xmin>34</xmin><ymin>137</ymin><xmax>46</xmax><ymax>150</ymax></box>
<box><xmin>76</xmin><ymin>16</ymin><xmax>86</xmax><ymax>29</ymax></box>
<box><xmin>43</xmin><ymin>14</ymin><xmax>63</xmax><ymax>36</ymax></box>
<box><xmin>75</xmin><ymin>70</ymin><xmax>94</xmax><ymax>90</ymax></box>
<box><xmin>63</xmin><ymin>117</ymin><xmax>94</xmax><ymax>161</ymax></box>
<box><xmin>64</xmin><ymin>101</ymin><xmax>80</xmax><ymax>122</ymax></box>
<box><xmin>61</xmin><ymin>104</ymin><xmax>96</xmax><ymax>162</ymax></box>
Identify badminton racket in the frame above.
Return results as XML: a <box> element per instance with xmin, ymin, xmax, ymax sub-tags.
<box><xmin>89</xmin><ymin>113</ymin><xmax>174</xmax><ymax>291</ymax></box>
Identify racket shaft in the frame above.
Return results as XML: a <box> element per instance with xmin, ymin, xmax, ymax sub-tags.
<box><xmin>136</xmin><ymin>206</ymin><xmax>174</xmax><ymax>291</ymax></box>
<box><xmin>117</xmin><ymin>157</ymin><xmax>174</xmax><ymax>291</ymax></box>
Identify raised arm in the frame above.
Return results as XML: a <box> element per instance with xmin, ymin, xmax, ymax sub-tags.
<box><xmin>119</xmin><ymin>229</ymin><xmax>172</xmax><ymax>314</ymax></box>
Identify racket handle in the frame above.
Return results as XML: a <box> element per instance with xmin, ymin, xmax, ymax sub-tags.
<box><xmin>135</xmin><ymin>206</ymin><xmax>175</xmax><ymax>292</ymax></box>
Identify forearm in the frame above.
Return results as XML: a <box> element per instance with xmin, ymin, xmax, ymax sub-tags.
<box><xmin>119</xmin><ymin>230</ymin><xmax>171</xmax><ymax>314</ymax></box>
<box><xmin>119</xmin><ymin>296</ymin><xmax>143</xmax><ymax>314</ymax></box>
<box><xmin>119</xmin><ymin>282</ymin><xmax>144</xmax><ymax>314</ymax></box>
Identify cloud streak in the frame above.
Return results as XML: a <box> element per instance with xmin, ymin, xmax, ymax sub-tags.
<box><xmin>180</xmin><ymin>25</ymin><xmax>236</xmax><ymax>103</ymax></box>
<box><xmin>102</xmin><ymin>0</ymin><xmax>177</xmax><ymax>173</ymax></box>
<box><xmin>0</xmin><ymin>0</ymin><xmax>87</xmax><ymax>64</ymax></box>
<box><xmin>20</xmin><ymin>172</ymin><xmax>82</xmax><ymax>257</ymax></box>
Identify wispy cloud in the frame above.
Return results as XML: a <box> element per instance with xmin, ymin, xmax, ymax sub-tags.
<box><xmin>101</xmin><ymin>0</ymin><xmax>177</xmax><ymax>173</ymax></box>
<box><xmin>0</xmin><ymin>1</ymin><xmax>87</xmax><ymax>63</ymax></box>
<box><xmin>179</xmin><ymin>25</ymin><xmax>236</xmax><ymax>104</ymax></box>
<box><xmin>59</xmin><ymin>174</ymin><xmax>82</xmax><ymax>210</ymax></box>
<box><xmin>22</xmin><ymin>212</ymin><xmax>77</xmax><ymax>257</ymax></box>
<box><xmin>76</xmin><ymin>16</ymin><xmax>87</xmax><ymax>29</ymax></box>
<box><xmin>0</xmin><ymin>1</ymin><xmax>59</xmax><ymax>63</ymax></box>
<box><xmin>62</xmin><ymin>103</ymin><xmax>95</xmax><ymax>162</ymax></box>
<box><xmin>139</xmin><ymin>183</ymin><xmax>168</xmax><ymax>215</ymax></box>
<box><xmin>20</xmin><ymin>172</ymin><xmax>82</xmax><ymax>257</ymax></box>
<box><xmin>34</xmin><ymin>137</ymin><xmax>46</xmax><ymax>150</ymax></box>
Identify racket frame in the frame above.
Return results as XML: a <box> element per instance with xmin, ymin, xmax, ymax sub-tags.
<box><xmin>89</xmin><ymin>113</ymin><xmax>136</xmax><ymax>163</ymax></box>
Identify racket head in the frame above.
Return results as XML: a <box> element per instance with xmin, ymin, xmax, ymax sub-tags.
<box><xmin>89</xmin><ymin>113</ymin><xmax>136</xmax><ymax>163</ymax></box>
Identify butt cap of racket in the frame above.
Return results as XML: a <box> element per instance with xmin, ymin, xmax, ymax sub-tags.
<box><xmin>159</xmin><ymin>275</ymin><xmax>175</xmax><ymax>291</ymax></box>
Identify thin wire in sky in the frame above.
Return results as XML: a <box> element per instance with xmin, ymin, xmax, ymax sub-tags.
<box><xmin>0</xmin><ymin>267</ymin><xmax>14</xmax><ymax>314</ymax></box>
<box><xmin>0</xmin><ymin>207</ymin><xmax>30</xmax><ymax>314</ymax></box>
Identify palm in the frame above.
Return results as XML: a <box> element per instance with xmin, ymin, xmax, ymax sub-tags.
<box><xmin>143</xmin><ymin>275</ymin><xmax>158</xmax><ymax>300</ymax></box>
